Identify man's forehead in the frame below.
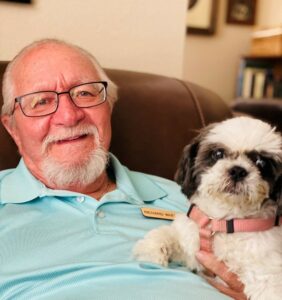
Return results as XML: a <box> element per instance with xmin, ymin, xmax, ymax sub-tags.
<box><xmin>18</xmin><ymin>43</ymin><xmax>92</xmax><ymax>68</ymax></box>
<box><xmin>12</xmin><ymin>44</ymin><xmax>98</xmax><ymax>93</ymax></box>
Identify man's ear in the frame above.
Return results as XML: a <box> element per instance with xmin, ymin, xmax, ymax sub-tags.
<box><xmin>1</xmin><ymin>114</ymin><xmax>21</xmax><ymax>149</ymax></box>
<box><xmin>2</xmin><ymin>114</ymin><xmax>13</xmax><ymax>135</ymax></box>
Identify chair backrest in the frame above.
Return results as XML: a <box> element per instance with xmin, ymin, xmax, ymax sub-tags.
<box><xmin>0</xmin><ymin>62</ymin><xmax>233</xmax><ymax>180</ymax></box>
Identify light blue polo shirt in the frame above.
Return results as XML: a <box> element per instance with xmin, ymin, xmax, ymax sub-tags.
<box><xmin>0</xmin><ymin>154</ymin><xmax>229</xmax><ymax>300</ymax></box>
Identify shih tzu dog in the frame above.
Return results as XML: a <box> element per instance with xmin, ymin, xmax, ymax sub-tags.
<box><xmin>133</xmin><ymin>117</ymin><xmax>282</xmax><ymax>299</ymax></box>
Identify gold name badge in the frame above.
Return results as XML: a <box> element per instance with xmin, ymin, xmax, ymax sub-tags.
<box><xmin>141</xmin><ymin>207</ymin><xmax>176</xmax><ymax>220</ymax></box>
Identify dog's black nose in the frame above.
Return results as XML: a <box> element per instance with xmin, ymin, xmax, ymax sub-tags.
<box><xmin>228</xmin><ymin>166</ymin><xmax>248</xmax><ymax>182</ymax></box>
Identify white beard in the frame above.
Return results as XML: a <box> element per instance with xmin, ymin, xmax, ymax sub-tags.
<box><xmin>41</xmin><ymin>125</ymin><xmax>109</xmax><ymax>189</ymax></box>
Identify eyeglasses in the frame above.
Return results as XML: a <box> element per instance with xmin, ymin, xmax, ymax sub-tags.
<box><xmin>14</xmin><ymin>81</ymin><xmax>108</xmax><ymax>117</ymax></box>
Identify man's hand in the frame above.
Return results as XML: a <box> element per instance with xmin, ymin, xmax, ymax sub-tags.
<box><xmin>196</xmin><ymin>251</ymin><xmax>248</xmax><ymax>300</ymax></box>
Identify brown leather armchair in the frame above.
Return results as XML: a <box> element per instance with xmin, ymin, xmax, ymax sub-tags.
<box><xmin>0</xmin><ymin>62</ymin><xmax>233</xmax><ymax>180</ymax></box>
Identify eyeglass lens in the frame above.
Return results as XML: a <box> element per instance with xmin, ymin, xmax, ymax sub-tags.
<box><xmin>18</xmin><ymin>82</ymin><xmax>106</xmax><ymax>117</ymax></box>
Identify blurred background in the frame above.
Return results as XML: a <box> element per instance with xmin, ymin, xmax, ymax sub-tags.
<box><xmin>0</xmin><ymin>0</ymin><xmax>281</xmax><ymax>103</ymax></box>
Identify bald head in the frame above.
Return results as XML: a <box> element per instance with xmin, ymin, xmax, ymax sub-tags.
<box><xmin>1</xmin><ymin>39</ymin><xmax>118</xmax><ymax>116</ymax></box>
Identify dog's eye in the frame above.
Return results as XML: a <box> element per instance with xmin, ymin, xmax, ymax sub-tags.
<box><xmin>255</xmin><ymin>155</ymin><xmax>266</xmax><ymax>168</ymax></box>
<box><xmin>211</xmin><ymin>149</ymin><xmax>225</xmax><ymax>161</ymax></box>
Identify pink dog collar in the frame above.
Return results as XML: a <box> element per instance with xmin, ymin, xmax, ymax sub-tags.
<box><xmin>187</xmin><ymin>204</ymin><xmax>282</xmax><ymax>252</ymax></box>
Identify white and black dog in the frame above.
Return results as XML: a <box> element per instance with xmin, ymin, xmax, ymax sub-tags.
<box><xmin>133</xmin><ymin>117</ymin><xmax>282</xmax><ymax>300</ymax></box>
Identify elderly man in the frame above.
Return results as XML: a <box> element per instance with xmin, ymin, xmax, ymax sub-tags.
<box><xmin>0</xmin><ymin>39</ymin><xmax>246</xmax><ymax>300</ymax></box>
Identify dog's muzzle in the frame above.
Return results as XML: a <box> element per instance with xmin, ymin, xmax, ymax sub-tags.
<box><xmin>228</xmin><ymin>166</ymin><xmax>248</xmax><ymax>182</ymax></box>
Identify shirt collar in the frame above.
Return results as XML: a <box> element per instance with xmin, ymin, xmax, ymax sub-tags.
<box><xmin>0</xmin><ymin>154</ymin><xmax>167</xmax><ymax>205</ymax></box>
<box><xmin>110</xmin><ymin>154</ymin><xmax>167</xmax><ymax>204</ymax></box>
<box><xmin>0</xmin><ymin>159</ymin><xmax>44</xmax><ymax>204</ymax></box>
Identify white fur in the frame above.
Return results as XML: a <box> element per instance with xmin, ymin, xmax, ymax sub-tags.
<box><xmin>207</xmin><ymin>116</ymin><xmax>281</xmax><ymax>155</ymax></box>
<box><xmin>133</xmin><ymin>117</ymin><xmax>282</xmax><ymax>300</ymax></box>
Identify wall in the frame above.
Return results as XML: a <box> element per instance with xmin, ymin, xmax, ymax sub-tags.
<box><xmin>183</xmin><ymin>0</ymin><xmax>282</xmax><ymax>103</ymax></box>
<box><xmin>0</xmin><ymin>0</ymin><xmax>187</xmax><ymax>79</ymax></box>
<box><xmin>256</xmin><ymin>0</ymin><xmax>282</xmax><ymax>27</ymax></box>
<box><xmin>183</xmin><ymin>0</ymin><xmax>254</xmax><ymax>103</ymax></box>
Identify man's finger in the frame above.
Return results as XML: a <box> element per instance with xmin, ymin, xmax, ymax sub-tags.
<box><xmin>196</xmin><ymin>251</ymin><xmax>244</xmax><ymax>292</ymax></box>
<box><xmin>204</xmin><ymin>276</ymin><xmax>248</xmax><ymax>300</ymax></box>
<box><xmin>202</xmin><ymin>268</ymin><xmax>215</xmax><ymax>278</ymax></box>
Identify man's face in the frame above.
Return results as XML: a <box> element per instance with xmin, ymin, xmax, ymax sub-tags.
<box><xmin>2</xmin><ymin>44</ymin><xmax>112</xmax><ymax>187</ymax></box>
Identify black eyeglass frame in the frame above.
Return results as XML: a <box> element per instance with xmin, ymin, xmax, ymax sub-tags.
<box><xmin>14</xmin><ymin>81</ymin><xmax>108</xmax><ymax>117</ymax></box>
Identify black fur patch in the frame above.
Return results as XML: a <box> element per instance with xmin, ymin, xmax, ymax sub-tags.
<box><xmin>174</xmin><ymin>125</ymin><xmax>216</xmax><ymax>198</ymax></box>
<box><xmin>197</xmin><ymin>142</ymin><xmax>228</xmax><ymax>168</ymax></box>
<box><xmin>246</xmin><ymin>150</ymin><xmax>279</xmax><ymax>192</ymax></box>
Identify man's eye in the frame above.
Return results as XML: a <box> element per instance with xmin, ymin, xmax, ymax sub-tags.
<box><xmin>38</xmin><ymin>99</ymin><xmax>48</xmax><ymax>105</ymax></box>
<box><xmin>211</xmin><ymin>149</ymin><xmax>225</xmax><ymax>161</ymax></box>
<box><xmin>76</xmin><ymin>91</ymin><xmax>94</xmax><ymax>97</ymax></box>
<box><xmin>31</xmin><ymin>98</ymin><xmax>49</xmax><ymax>108</ymax></box>
<box><xmin>80</xmin><ymin>91</ymin><xmax>91</xmax><ymax>96</ymax></box>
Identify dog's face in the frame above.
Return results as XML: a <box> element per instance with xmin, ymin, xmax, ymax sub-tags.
<box><xmin>175</xmin><ymin>117</ymin><xmax>282</xmax><ymax>217</ymax></box>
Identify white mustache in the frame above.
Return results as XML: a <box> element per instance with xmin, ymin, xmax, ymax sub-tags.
<box><xmin>41</xmin><ymin>125</ymin><xmax>99</xmax><ymax>154</ymax></box>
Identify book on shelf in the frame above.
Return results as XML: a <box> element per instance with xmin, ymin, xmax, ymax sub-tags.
<box><xmin>240</xmin><ymin>67</ymin><xmax>268</xmax><ymax>99</ymax></box>
<box><xmin>253</xmin><ymin>70</ymin><xmax>266</xmax><ymax>99</ymax></box>
<box><xmin>273</xmin><ymin>80</ymin><xmax>282</xmax><ymax>98</ymax></box>
<box><xmin>241</xmin><ymin>68</ymin><xmax>254</xmax><ymax>98</ymax></box>
<box><xmin>236</xmin><ymin>57</ymin><xmax>281</xmax><ymax>99</ymax></box>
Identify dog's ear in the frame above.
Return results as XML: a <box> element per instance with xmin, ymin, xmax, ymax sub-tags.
<box><xmin>174</xmin><ymin>140</ymin><xmax>200</xmax><ymax>198</ymax></box>
<box><xmin>270</xmin><ymin>174</ymin><xmax>282</xmax><ymax>214</ymax></box>
<box><xmin>174</xmin><ymin>124</ymin><xmax>217</xmax><ymax>198</ymax></box>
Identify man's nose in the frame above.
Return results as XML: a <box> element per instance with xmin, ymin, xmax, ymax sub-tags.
<box><xmin>52</xmin><ymin>93</ymin><xmax>85</xmax><ymax>126</ymax></box>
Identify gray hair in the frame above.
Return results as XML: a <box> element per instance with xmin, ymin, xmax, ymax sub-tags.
<box><xmin>1</xmin><ymin>38</ymin><xmax>118</xmax><ymax>116</ymax></box>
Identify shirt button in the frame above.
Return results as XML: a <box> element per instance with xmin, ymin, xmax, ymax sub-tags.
<box><xmin>76</xmin><ymin>196</ymin><xmax>85</xmax><ymax>203</ymax></box>
<box><xmin>96</xmin><ymin>210</ymin><xmax>105</xmax><ymax>218</ymax></box>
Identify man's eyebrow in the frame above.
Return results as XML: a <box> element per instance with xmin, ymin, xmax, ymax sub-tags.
<box><xmin>24</xmin><ymin>79</ymin><xmax>99</xmax><ymax>93</ymax></box>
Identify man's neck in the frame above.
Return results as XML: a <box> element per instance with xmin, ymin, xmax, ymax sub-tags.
<box><xmin>56</xmin><ymin>171</ymin><xmax>116</xmax><ymax>200</ymax></box>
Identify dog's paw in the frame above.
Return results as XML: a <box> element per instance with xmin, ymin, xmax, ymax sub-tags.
<box><xmin>133</xmin><ymin>238</ymin><xmax>170</xmax><ymax>267</ymax></box>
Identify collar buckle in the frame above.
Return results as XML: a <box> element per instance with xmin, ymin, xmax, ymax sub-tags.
<box><xmin>226</xmin><ymin>219</ymin><xmax>235</xmax><ymax>234</ymax></box>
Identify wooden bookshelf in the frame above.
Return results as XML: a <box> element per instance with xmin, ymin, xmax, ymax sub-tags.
<box><xmin>236</xmin><ymin>55</ymin><xmax>282</xmax><ymax>99</ymax></box>
<box><xmin>236</xmin><ymin>27</ymin><xmax>282</xmax><ymax>100</ymax></box>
